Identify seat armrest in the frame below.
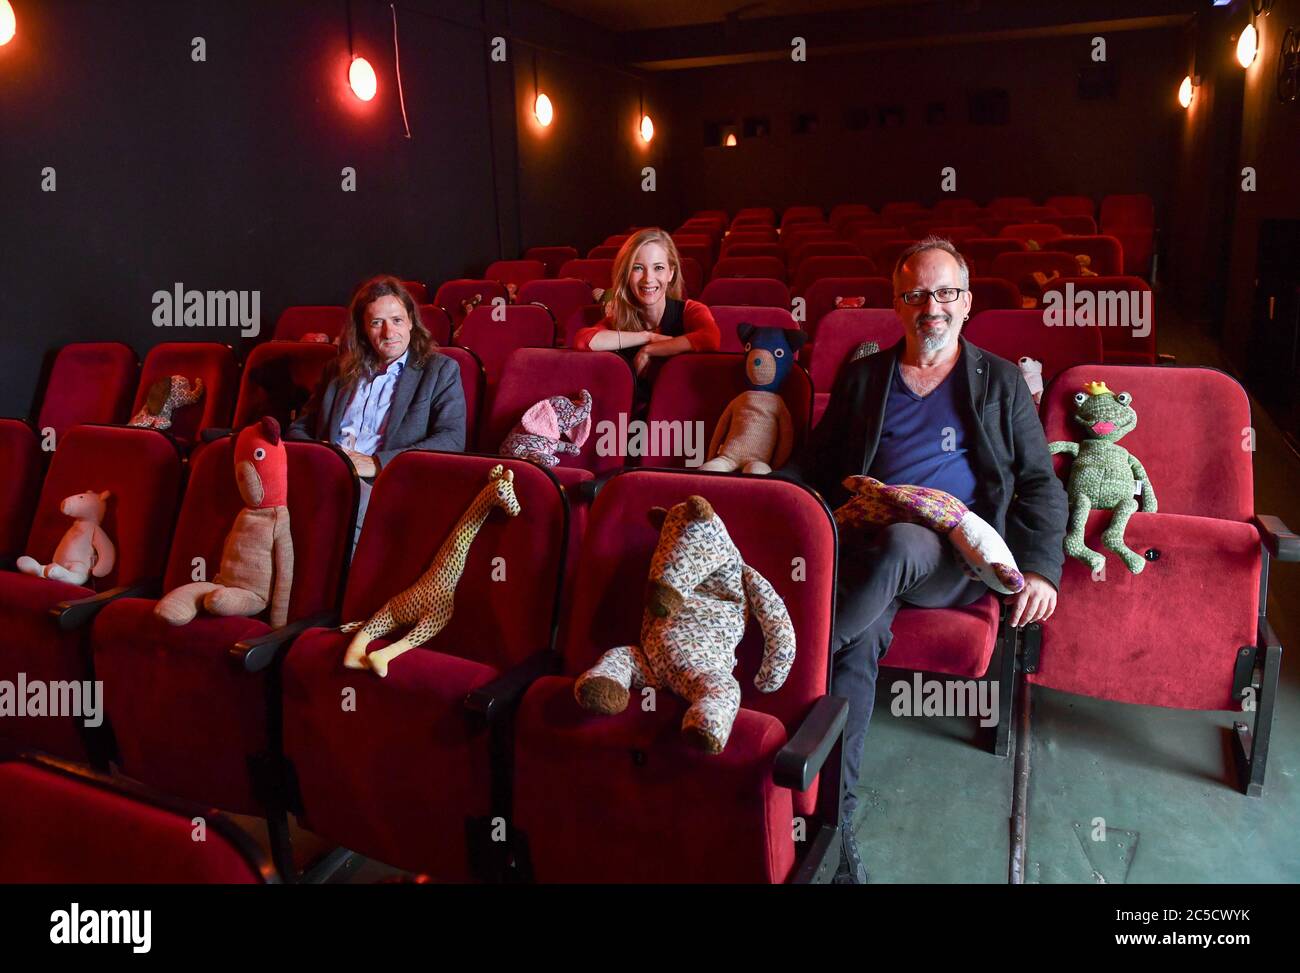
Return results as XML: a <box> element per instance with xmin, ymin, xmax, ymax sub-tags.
<box><xmin>773</xmin><ymin>694</ymin><xmax>849</xmax><ymax>792</ymax></box>
<box><xmin>464</xmin><ymin>649</ymin><xmax>559</xmax><ymax>721</ymax></box>
<box><xmin>200</xmin><ymin>427</ymin><xmax>232</xmax><ymax>443</ymax></box>
<box><xmin>1256</xmin><ymin>515</ymin><xmax>1300</xmax><ymax>562</ymax></box>
<box><xmin>232</xmin><ymin>611</ymin><xmax>336</xmax><ymax>673</ymax></box>
<box><xmin>1156</xmin><ymin>353</ymin><xmax>1177</xmax><ymax>366</ymax></box>
<box><xmin>0</xmin><ymin>556</ymin><xmax>15</xmax><ymax>572</ymax></box>
<box><xmin>52</xmin><ymin>579</ymin><xmax>159</xmax><ymax>631</ymax></box>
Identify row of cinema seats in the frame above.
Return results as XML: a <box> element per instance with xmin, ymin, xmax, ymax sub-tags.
<box><xmin>0</xmin><ymin>358</ymin><xmax>1291</xmax><ymax>883</ymax></box>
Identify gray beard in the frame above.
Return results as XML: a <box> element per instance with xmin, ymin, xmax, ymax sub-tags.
<box><xmin>920</xmin><ymin>326</ymin><xmax>951</xmax><ymax>353</ymax></box>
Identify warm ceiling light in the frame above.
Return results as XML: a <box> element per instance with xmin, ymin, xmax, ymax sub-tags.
<box><xmin>1178</xmin><ymin>75</ymin><xmax>1195</xmax><ymax>108</ymax></box>
<box><xmin>724</xmin><ymin>132</ymin><xmax>738</xmax><ymax>147</ymax></box>
<box><xmin>349</xmin><ymin>56</ymin><xmax>377</xmax><ymax>101</ymax></box>
<box><xmin>1237</xmin><ymin>22</ymin><xmax>1259</xmax><ymax>68</ymax></box>
<box><xmin>0</xmin><ymin>1</ymin><xmax>15</xmax><ymax>46</ymax></box>
<box><xmin>534</xmin><ymin>93</ymin><xmax>554</xmax><ymax>127</ymax></box>
<box><xmin>640</xmin><ymin>114</ymin><xmax>654</xmax><ymax>142</ymax></box>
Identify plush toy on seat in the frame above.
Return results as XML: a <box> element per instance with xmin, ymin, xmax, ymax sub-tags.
<box><xmin>17</xmin><ymin>490</ymin><xmax>115</xmax><ymax>587</ymax></box>
<box><xmin>1047</xmin><ymin>381</ymin><xmax>1156</xmax><ymax>575</ymax></box>
<box><xmin>574</xmin><ymin>495</ymin><xmax>796</xmax><ymax>754</ymax></box>
<box><xmin>154</xmin><ymin>417</ymin><xmax>294</xmax><ymax>627</ymax></box>
<box><xmin>499</xmin><ymin>390</ymin><xmax>592</xmax><ymax>468</ymax></box>
<box><xmin>701</xmin><ymin>323</ymin><xmax>807</xmax><ymax>474</ymax></box>
<box><xmin>835</xmin><ymin>476</ymin><xmax>1025</xmax><ymax>595</ymax></box>
<box><xmin>128</xmin><ymin>375</ymin><xmax>205</xmax><ymax>431</ymax></box>
<box><xmin>1018</xmin><ymin>357</ymin><xmax>1044</xmax><ymax>406</ymax></box>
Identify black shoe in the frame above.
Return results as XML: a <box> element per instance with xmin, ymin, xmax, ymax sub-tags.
<box><xmin>833</xmin><ymin>819</ymin><xmax>870</xmax><ymax>884</ymax></box>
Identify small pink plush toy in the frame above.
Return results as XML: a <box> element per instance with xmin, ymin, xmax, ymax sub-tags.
<box><xmin>17</xmin><ymin>490</ymin><xmax>116</xmax><ymax>586</ymax></box>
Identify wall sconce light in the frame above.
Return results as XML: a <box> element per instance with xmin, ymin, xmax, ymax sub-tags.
<box><xmin>724</xmin><ymin>132</ymin><xmax>738</xmax><ymax>147</ymax></box>
<box><xmin>1178</xmin><ymin>74</ymin><xmax>1196</xmax><ymax>108</ymax></box>
<box><xmin>532</xmin><ymin>54</ymin><xmax>553</xmax><ymax>127</ymax></box>
<box><xmin>349</xmin><ymin>56</ymin><xmax>378</xmax><ymax>101</ymax></box>
<box><xmin>0</xmin><ymin>0</ymin><xmax>16</xmax><ymax>46</ymax></box>
<box><xmin>1238</xmin><ymin>22</ymin><xmax>1260</xmax><ymax>67</ymax></box>
<box><xmin>638</xmin><ymin>88</ymin><xmax>653</xmax><ymax>142</ymax></box>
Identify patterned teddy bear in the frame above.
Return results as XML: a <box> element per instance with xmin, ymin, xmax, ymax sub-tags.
<box><xmin>1048</xmin><ymin>381</ymin><xmax>1156</xmax><ymax>575</ymax></box>
<box><xmin>574</xmin><ymin>495</ymin><xmax>797</xmax><ymax>754</ymax></box>
<box><xmin>341</xmin><ymin>464</ymin><xmax>521</xmax><ymax>677</ymax></box>
<box><xmin>128</xmin><ymin>375</ymin><xmax>205</xmax><ymax>431</ymax></box>
<box><xmin>499</xmin><ymin>390</ymin><xmax>592</xmax><ymax>468</ymax></box>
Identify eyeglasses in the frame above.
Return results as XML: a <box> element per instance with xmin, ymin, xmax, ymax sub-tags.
<box><xmin>897</xmin><ymin>287</ymin><xmax>966</xmax><ymax>306</ymax></box>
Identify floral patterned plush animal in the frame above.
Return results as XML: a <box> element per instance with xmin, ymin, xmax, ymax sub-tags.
<box><xmin>574</xmin><ymin>495</ymin><xmax>796</xmax><ymax>754</ymax></box>
<box><xmin>499</xmin><ymin>390</ymin><xmax>592</xmax><ymax>468</ymax></box>
<box><xmin>17</xmin><ymin>491</ymin><xmax>115</xmax><ymax>586</ymax></box>
<box><xmin>129</xmin><ymin>375</ymin><xmax>205</xmax><ymax>431</ymax></box>
<box><xmin>341</xmin><ymin>464</ymin><xmax>521</xmax><ymax>677</ymax></box>
<box><xmin>155</xmin><ymin>417</ymin><xmax>294</xmax><ymax>627</ymax></box>
<box><xmin>1048</xmin><ymin>381</ymin><xmax>1155</xmax><ymax>575</ymax></box>
<box><xmin>836</xmin><ymin>476</ymin><xmax>1025</xmax><ymax>595</ymax></box>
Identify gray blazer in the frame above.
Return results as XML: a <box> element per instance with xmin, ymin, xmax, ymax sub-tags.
<box><xmin>287</xmin><ymin>351</ymin><xmax>467</xmax><ymax>470</ymax></box>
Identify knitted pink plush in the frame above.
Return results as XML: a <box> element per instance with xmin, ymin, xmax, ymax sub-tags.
<box><xmin>17</xmin><ymin>491</ymin><xmax>116</xmax><ymax>586</ymax></box>
<box><xmin>835</xmin><ymin>475</ymin><xmax>1025</xmax><ymax>595</ymax></box>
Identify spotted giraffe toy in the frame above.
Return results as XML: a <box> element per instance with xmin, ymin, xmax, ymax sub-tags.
<box><xmin>340</xmin><ymin>464</ymin><xmax>522</xmax><ymax>677</ymax></box>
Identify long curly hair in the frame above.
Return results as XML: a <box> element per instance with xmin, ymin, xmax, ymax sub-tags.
<box><xmin>605</xmin><ymin>228</ymin><xmax>686</xmax><ymax>333</ymax></box>
<box><xmin>338</xmin><ymin>275</ymin><xmax>435</xmax><ymax>387</ymax></box>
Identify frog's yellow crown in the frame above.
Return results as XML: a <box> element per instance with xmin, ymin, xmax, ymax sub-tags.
<box><xmin>1083</xmin><ymin>380</ymin><xmax>1111</xmax><ymax>397</ymax></box>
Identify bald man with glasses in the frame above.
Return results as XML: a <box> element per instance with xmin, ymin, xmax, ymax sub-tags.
<box><xmin>782</xmin><ymin>237</ymin><xmax>1068</xmax><ymax>883</ymax></box>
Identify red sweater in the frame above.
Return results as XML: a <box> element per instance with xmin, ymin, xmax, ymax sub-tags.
<box><xmin>572</xmin><ymin>299</ymin><xmax>721</xmax><ymax>353</ymax></box>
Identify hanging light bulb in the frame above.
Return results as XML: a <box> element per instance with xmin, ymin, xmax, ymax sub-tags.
<box><xmin>535</xmin><ymin>92</ymin><xmax>554</xmax><ymax>127</ymax></box>
<box><xmin>640</xmin><ymin>114</ymin><xmax>655</xmax><ymax>142</ymax></box>
<box><xmin>1178</xmin><ymin>75</ymin><xmax>1195</xmax><ymax>108</ymax></box>
<box><xmin>349</xmin><ymin>55</ymin><xmax>377</xmax><ymax>101</ymax></box>
<box><xmin>724</xmin><ymin>132</ymin><xmax>738</xmax><ymax>147</ymax></box>
<box><xmin>0</xmin><ymin>0</ymin><xmax>15</xmax><ymax>46</ymax></box>
<box><xmin>1237</xmin><ymin>22</ymin><xmax>1259</xmax><ymax>67</ymax></box>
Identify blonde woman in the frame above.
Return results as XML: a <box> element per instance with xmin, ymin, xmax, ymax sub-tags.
<box><xmin>572</xmin><ymin>228</ymin><xmax>720</xmax><ymax>377</ymax></box>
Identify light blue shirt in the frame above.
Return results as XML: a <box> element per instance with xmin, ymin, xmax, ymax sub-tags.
<box><xmin>338</xmin><ymin>350</ymin><xmax>408</xmax><ymax>456</ymax></box>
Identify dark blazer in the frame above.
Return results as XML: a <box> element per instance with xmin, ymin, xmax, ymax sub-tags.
<box><xmin>286</xmin><ymin>351</ymin><xmax>466</xmax><ymax>470</ymax></box>
<box><xmin>784</xmin><ymin>337</ymin><xmax>1069</xmax><ymax>588</ymax></box>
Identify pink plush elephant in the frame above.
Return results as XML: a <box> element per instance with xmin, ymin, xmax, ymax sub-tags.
<box><xmin>17</xmin><ymin>490</ymin><xmax>116</xmax><ymax>586</ymax></box>
<box><xmin>499</xmin><ymin>390</ymin><xmax>592</xmax><ymax>468</ymax></box>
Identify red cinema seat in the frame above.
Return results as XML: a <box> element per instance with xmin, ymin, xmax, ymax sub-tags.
<box><xmin>724</xmin><ymin>227</ymin><xmax>780</xmax><ymax>245</ymax></box>
<box><xmin>557</xmin><ymin>259</ymin><xmax>615</xmax><ymax>292</ymax></box>
<box><xmin>1000</xmin><ymin>223</ymin><xmax>1065</xmax><ymax>244</ymax></box>
<box><xmin>273</xmin><ymin>306</ymin><xmax>348</xmax><ymax>342</ymax></box>
<box><xmin>829</xmin><ymin>204</ymin><xmax>875</xmax><ymax>231</ymax></box>
<box><xmin>680</xmin><ymin>257</ymin><xmax>705</xmax><ymax>299</ymax></box>
<box><xmin>563</xmin><ymin>305</ymin><xmax>607</xmax><ymax>348</ymax></box>
<box><xmin>780</xmin><ymin>225</ymin><xmax>835</xmax><ymax>252</ymax></box>
<box><xmin>91</xmin><ymin>438</ymin><xmax>356</xmax><ymax>827</ymax></box>
<box><xmin>480</xmin><ymin>347</ymin><xmax>633</xmax><ymax>478</ymax></box>
<box><xmin>434</xmin><ymin>279</ymin><xmax>510</xmax><ymax>331</ymax></box>
<box><xmin>0</xmin><ymin>755</ymin><xmax>279</xmax><ymax>883</ymax></box>
<box><xmin>990</xmin><ymin>251</ymin><xmax>1083</xmax><ymax>301</ymax></box>
<box><xmin>989</xmin><ymin>196</ymin><xmax>1034</xmax><ymax>217</ymax></box>
<box><xmin>870</xmin><ymin>240</ymin><xmax>922</xmax><ymax>276</ymax></box>
<box><xmin>603</xmin><ymin>233</ymin><xmax>633</xmax><ymax>247</ymax></box>
<box><xmin>587</xmin><ymin>245</ymin><xmax>621</xmax><ymax>260</ymax></box>
<box><xmin>518</xmin><ymin>278</ymin><xmax>593</xmax><ymax>347</ymax></box>
<box><xmin>485</xmin><ymin>260</ymin><xmax>547</xmax><ymax>290</ymax></box>
<box><xmin>780</xmin><ymin>205</ymin><xmax>824</xmax><ymax>229</ymax></box>
<box><xmin>967</xmin><ymin>277</ymin><xmax>1023</xmax><ymax>313</ymax></box>
<box><xmin>280</xmin><ymin>452</ymin><xmax>569</xmax><ymax>881</ymax></box>
<box><xmin>455</xmin><ymin>304</ymin><xmax>557</xmax><ymax>388</ymax></box>
<box><xmin>880</xmin><ymin>202</ymin><xmax>927</xmax><ymax>222</ymax></box>
<box><xmin>963</xmin><ymin>309</ymin><xmax>1103</xmax><ymax>382</ymax></box>
<box><xmin>510</xmin><ymin>469</ymin><xmax>844</xmax><ymax>882</ymax></box>
<box><xmin>401</xmin><ymin>281</ymin><xmax>429</xmax><ymax>304</ymax></box>
<box><xmin>960</xmin><ymin>238</ymin><xmax>1028</xmax><ymax>276</ymax></box>
<box><xmin>802</xmin><ymin>278</ymin><xmax>895</xmax><ymax>337</ymax></box>
<box><xmin>131</xmin><ymin>342</ymin><xmax>238</xmax><ymax>447</ymax></box>
<box><xmin>416</xmin><ymin>304</ymin><xmax>454</xmax><ymax>345</ymax></box>
<box><xmin>692</xmin><ymin>210</ymin><xmax>729</xmax><ymax>224</ymax></box>
<box><xmin>699</xmin><ymin>277</ymin><xmax>791</xmax><ymax>309</ymax></box>
<box><xmin>1010</xmin><ymin>206</ymin><xmax>1062</xmax><ymax>223</ymax></box>
<box><xmin>1048</xmin><ymin>215</ymin><xmax>1099</xmax><ymax>236</ymax></box>
<box><xmin>1045</xmin><ymin>234</ymin><xmax>1125</xmax><ymax>277</ymax></box>
<box><xmin>0</xmin><ymin>420</ymin><xmax>43</xmax><ymax>563</ymax></box>
<box><xmin>975</xmin><ymin>216</ymin><xmax>1018</xmax><ymax>237</ymax></box>
<box><xmin>721</xmin><ymin>242</ymin><xmax>785</xmax><ymax>261</ymax></box>
<box><xmin>1045</xmin><ymin>195</ymin><xmax>1096</xmax><ymax>218</ymax></box>
<box><xmin>437</xmin><ymin>346</ymin><xmax>485</xmax><ymax>446</ymax></box>
<box><xmin>732</xmin><ymin>207</ymin><xmax>776</xmax><ymax>227</ymax></box>
<box><xmin>34</xmin><ymin>342</ymin><xmax>139</xmax><ymax>443</ymax></box>
<box><xmin>232</xmin><ymin>341</ymin><xmax>339</xmax><ymax>433</ymax></box>
<box><xmin>1099</xmin><ymin>194</ymin><xmax>1155</xmax><ymax>278</ymax></box>
<box><xmin>1040</xmin><ymin>276</ymin><xmax>1156</xmax><ymax>364</ymax></box>
<box><xmin>931</xmin><ymin>198</ymin><xmax>979</xmax><ymax>220</ymax></box>
<box><xmin>808</xmin><ymin>310</ymin><xmax>904</xmax><ymax>425</ymax></box>
<box><xmin>0</xmin><ymin>426</ymin><xmax>183</xmax><ymax>762</ymax></box>
<box><xmin>710</xmin><ymin>306</ymin><xmax>800</xmax><ymax>352</ymax></box>
<box><xmin>923</xmin><ymin>225</ymin><xmax>982</xmax><ymax>244</ymax></box>
<box><xmin>672</xmin><ymin>238</ymin><xmax>714</xmax><ymax>276</ymax></box>
<box><xmin>1032</xmin><ymin>365</ymin><xmax>1296</xmax><ymax>795</ymax></box>
<box><xmin>638</xmin><ymin>354</ymin><xmax>811</xmax><ymax>469</ymax></box>
<box><xmin>712</xmin><ymin>256</ymin><xmax>787</xmax><ymax>283</ymax></box>
<box><xmin>790</xmin><ymin>241</ymin><xmax>860</xmax><ymax>270</ymax></box>
<box><xmin>524</xmin><ymin>246</ymin><xmax>580</xmax><ymax>278</ymax></box>
<box><xmin>852</xmin><ymin>228</ymin><xmax>909</xmax><ymax>260</ymax></box>
<box><xmin>791</xmin><ymin>257</ymin><xmax>878</xmax><ymax>297</ymax></box>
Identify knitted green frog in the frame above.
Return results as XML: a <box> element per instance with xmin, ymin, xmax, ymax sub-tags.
<box><xmin>1048</xmin><ymin>381</ymin><xmax>1156</xmax><ymax>575</ymax></box>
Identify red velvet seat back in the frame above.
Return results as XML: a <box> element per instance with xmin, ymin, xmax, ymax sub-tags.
<box><xmin>455</xmin><ymin>305</ymin><xmax>556</xmax><ymax>388</ymax></box>
<box><xmin>400</xmin><ymin>280</ymin><xmax>428</xmax><ymax>303</ymax></box>
<box><xmin>640</xmin><ymin>354</ymin><xmax>812</xmax><ymax>469</ymax></box>
<box><xmin>433</xmin><ymin>279</ymin><xmax>509</xmax><ymax>327</ymax></box>
<box><xmin>679</xmin><ymin>256</ymin><xmax>704</xmax><ymax>298</ymax></box>
<box><xmin>871</xmin><ymin>239</ymin><xmax>922</xmax><ymax>276</ymax></box>
<box><xmin>1046</xmin><ymin>195</ymin><xmax>1096</xmax><ymax>218</ymax></box>
<box><xmin>930</xmin><ymin>198</ymin><xmax>978</xmax><ymax>220</ymax></box>
<box><xmin>780</xmin><ymin>205</ymin><xmax>824</xmax><ymax>229</ymax></box>
<box><xmin>434</xmin><ymin>346</ymin><xmax>484</xmax><ymax>443</ymax></box>
<box><xmin>1010</xmin><ymin>205</ymin><xmax>1062</xmax><ymax>223</ymax></box>
<box><xmin>809</xmin><ymin>309</ymin><xmax>905</xmax><ymax>392</ymax></box>
<box><xmin>560</xmin><ymin>470</ymin><xmax>834</xmax><ymax>735</ymax></box>
<box><xmin>922</xmin><ymin>224</ymin><xmax>983</xmax><ymax>243</ymax></box>
<box><xmin>557</xmin><ymin>259</ymin><xmax>615</xmax><ymax>291</ymax></box>
<box><xmin>723</xmin><ymin>227</ymin><xmax>779</xmax><ymax>244</ymax></box>
<box><xmin>1099</xmin><ymin>194</ymin><xmax>1155</xmax><ymax>277</ymax></box>
<box><xmin>881</xmin><ymin>201</ymin><xmax>926</xmax><ymax>221</ymax></box>
<box><xmin>960</xmin><ymin>238</ymin><xmax>1028</xmax><ymax>276</ymax></box>
<box><xmin>233</xmin><ymin>340</ymin><xmax>338</xmax><ymax>431</ymax></box>
<box><xmin>989</xmin><ymin>196</ymin><xmax>1034</xmax><ymax>217</ymax></box>
<box><xmin>273</xmin><ymin>306</ymin><xmax>347</xmax><ymax>341</ymax></box>
<box><xmin>712</xmin><ymin>256</ymin><xmax>786</xmax><ymax>282</ymax></box>
<box><xmin>26</xmin><ymin>426</ymin><xmax>182</xmax><ymax>589</ymax></box>
<box><xmin>0</xmin><ymin>420</ymin><xmax>42</xmax><ymax>561</ymax></box>
<box><xmin>803</xmin><ymin>278</ymin><xmax>894</xmax><ymax>336</ymax></box>
<box><xmin>0</xmin><ymin>760</ymin><xmax>271</xmax><ymax>883</ymax></box>
<box><xmin>484</xmin><ymin>260</ymin><xmax>546</xmax><ymax>288</ymax></box>
<box><xmin>698</xmin><ymin>277</ymin><xmax>789</xmax><ymax>308</ymax></box>
<box><xmin>36</xmin><ymin>342</ymin><xmax>139</xmax><ymax>441</ymax></box>
<box><xmin>162</xmin><ymin>438</ymin><xmax>355</xmax><ymax>622</ymax></box>
<box><xmin>343</xmin><ymin>452</ymin><xmax>566</xmax><ymax>672</ymax></box>
<box><xmin>1040</xmin><ymin>276</ymin><xmax>1156</xmax><ymax>363</ymax></box>
<box><xmin>968</xmin><ymin>277</ymin><xmax>1023</xmax><ymax>313</ymax></box>
<box><xmin>852</xmin><ymin>228</ymin><xmax>908</xmax><ymax>259</ymax></box>
<box><xmin>732</xmin><ymin>207</ymin><xmax>776</xmax><ymax>226</ymax></box>
<box><xmin>133</xmin><ymin>342</ymin><xmax>238</xmax><ymax>445</ymax></box>
<box><xmin>719</xmin><ymin>242</ymin><xmax>784</xmax><ymax>261</ymax></box>
<box><xmin>583</xmin><ymin>245</ymin><xmax>617</xmax><ymax>260</ymax></box>
<box><xmin>1041</xmin><ymin>365</ymin><xmax>1253</xmax><ymax>521</ymax></box>
<box><xmin>517</xmin><ymin>278</ymin><xmax>593</xmax><ymax>345</ymax></box>
<box><xmin>523</xmin><ymin>245</ymin><xmax>580</xmax><ymax>277</ymax></box>
<box><xmin>672</xmin><ymin>240</ymin><xmax>714</xmax><ymax>276</ymax></box>
<box><xmin>791</xmin><ymin>256</ymin><xmax>879</xmax><ymax>296</ymax></box>
<box><xmin>964</xmin><ymin>310</ymin><xmax>1103</xmax><ymax>382</ymax></box>
<box><xmin>990</xmin><ymin>250</ymin><xmax>1081</xmax><ymax>288</ymax></box>
<box><xmin>1000</xmin><ymin>222</ymin><xmax>1065</xmax><ymax>243</ymax></box>
<box><xmin>1045</xmin><ymin>234</ymin><xmax>1125</xmax><ymax>277</ymax></box>
<box><xmin>710</xmin><ymin>307</ymin><xmax>800</xmax><ymax>352</ymax></box>
<box><xmin>1049</xmin><ymin>215</ymin><xmax>1099</xmax><ymax>236</ymax></box>
<box><xmin>415</xmin><ymin>305</ymin><xmax>453</xmax><ymax>345</ymax></box>
<box><xmin>480</xmin><ymin>348</ymin><xmax>634</xmax><ymax>476</ymax></box>
<box><xmin>790</xmin><ymin>241</ymin><xmax>860</xmax><ymax>269</ymax></box>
